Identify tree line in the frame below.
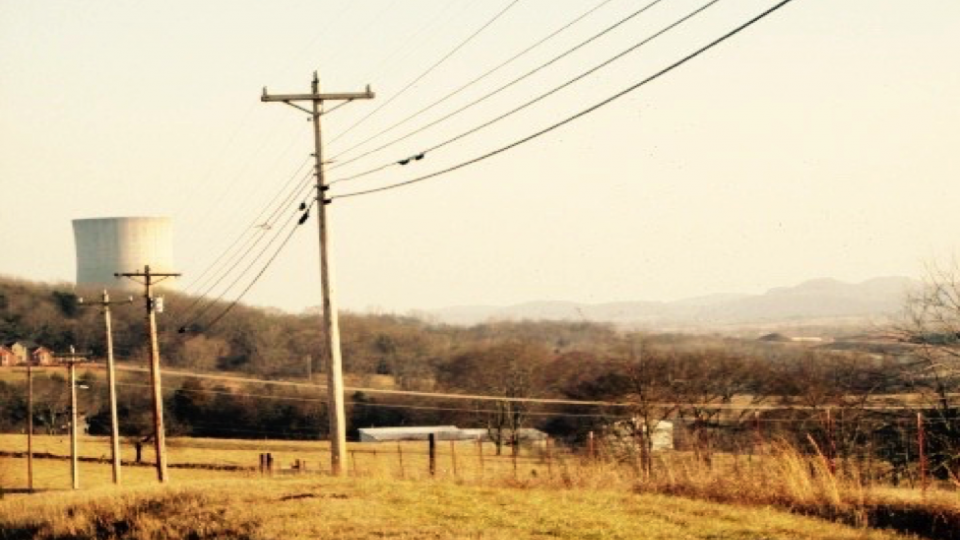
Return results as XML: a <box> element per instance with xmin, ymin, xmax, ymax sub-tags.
<box><xmin>0</xmin><ymin>274</ymin><xmax>958</xmax><ymax>478</ymax></box>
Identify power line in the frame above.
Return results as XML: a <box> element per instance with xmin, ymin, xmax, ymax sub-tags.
<box><xmin>189</xmin><ymin>198</ymin><xmax>318</xmax><ymax>332</ymax></box>
<box><xmin>330</xmin><ymin>0</ymin><xmax>711</xmax><ymax>186</ymax></box>
<box><xmin>328</xmin><ymin>0</ymin><xmax>623</xmax><ymax>166</ymax></box>
<box><xmin>116</xmin><ymin>381</ymin><xmax>628</xmax><ymax>419</ymax></box>
<box><xmin>354</xmin><ymin>0</ymin><xmax>465</xmax><ymax>85</ymax></box>
<box><xmin>328</xmin><ymin>0</ymin><xmax>525</xmax><ymax>146</ymax></box>
<box><xmin>95</xmin><ymin>362</ymin><xmax>940</xmax><ymax>413</ymax></box>
<box><xmin>174</xmin><ymin>170</ymin><xmax>315</xmax><ymax>325</ymax></box>
<box><xmin>181</xmin><ymin>157</ymin><xmax>312</xmax><ymax>295</ymax></box>
<box><xmin>179</xmin><ymin>191</ymin><xmax>317</xmax><ymax>333</ymax></box>
<box><xmin>333</xmin><ymin>0</ymin><xmax>797</xmax><ymax>200</ymax></box>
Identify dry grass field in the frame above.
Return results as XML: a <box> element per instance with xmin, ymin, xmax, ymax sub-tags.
<box><xmin>2</xmin><ymin>434</ymin><xmax>959</xmax><ymax>538</ymax></box>
<box><xmin>0</xmin><ymin>474</ymin><xmax>924</xmax><ymax>540</ymax></box>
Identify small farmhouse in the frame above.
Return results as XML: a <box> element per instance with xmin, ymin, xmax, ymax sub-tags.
<box><xmin>0</xmin><ymin>345</ymin><xmax>16</xmax><ymax>367</ymax></box>
<box><xmin>2</xmin><ymin>341</ymin><xmax>57</xmax><ymax>366</ymax></box>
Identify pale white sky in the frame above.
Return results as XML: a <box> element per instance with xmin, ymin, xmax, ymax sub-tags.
<box><xmin>1</xmin><ymin>0</ymin><xmax>958</xmax><ymax>314</ymax></box>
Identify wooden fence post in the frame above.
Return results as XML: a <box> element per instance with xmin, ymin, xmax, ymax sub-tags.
<box><xmin>450</xmin><ymin>440</ymin><xmax>458</xmax><ymax>479</ymax></box>
<box><xmin>545</xmin><ymin>437</ymin><xmax>554</xmax><ymax>479</ymax></box>
<box><xmin>826</xmin><ymin>408</ymin><xmax>837</xmax><ymax>475</ymax></box>
<box><xmin>267</xmin><ymin>453</ymin><xmax>274</xmax><ymax>476</ymax></box>
<box><xmin>917</xmin><ymin>412</ymin><xmax>927</xmax><ymax>496</ymax></box>
<box><xmin>429</xmin><ymin>434</ymin><xmax>437</xmax><ymax>477</ymax></box>
<box><xmin>477</xmin><ymin>437</ymin><xmax>485</xmax><ymax>479</ymax></box>
<box><xmin>754</xmin><ymin>411</ymin><xmax>764</xmax><ymax>455</ymax></box>
<box><xmin>397</xmin><ymin>442</ymin><xmax>405</xmax><ymax>479</ymax></box>
<box><xmin>588</xmin><ymin>431</ymin><xmax>596</xmax><ymax>461</ymax></box>
<box><xmin>512</xmin><ymin>434</ymin><xmax>519</xmax><ymax>479</ymax></box>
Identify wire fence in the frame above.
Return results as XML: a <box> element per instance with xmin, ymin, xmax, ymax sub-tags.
<box><xmin>2</xmin><ymin>408</ymin><xmax>958</xmax><ymax>496</ymax></box>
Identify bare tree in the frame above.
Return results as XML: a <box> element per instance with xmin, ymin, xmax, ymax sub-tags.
<box><xmin>440</xmin><ymin>341</ymin><xmax>549</xmax><ymax>455</ymax></box>
<box><xmin>895</xmin><ymin>264</ymin><xmax>960</xmax><ymax>479</ymax></box>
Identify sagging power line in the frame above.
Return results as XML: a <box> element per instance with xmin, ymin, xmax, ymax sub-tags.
<box><xmin>333</xmin><ymin>0</ymin><xmax>796</xmax><ymax>200</ymax></box>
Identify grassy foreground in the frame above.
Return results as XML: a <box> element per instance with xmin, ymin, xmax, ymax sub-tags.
<box><xmin>0</xmin><ymin>475</ymin><xmax>919</xmax><ymax>540</ymax></box>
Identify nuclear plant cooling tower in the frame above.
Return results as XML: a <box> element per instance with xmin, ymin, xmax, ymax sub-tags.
<box><xmin>72</xmin><ymin>217</ymin><xmax>176</xmax><ymax>290</ymax></box>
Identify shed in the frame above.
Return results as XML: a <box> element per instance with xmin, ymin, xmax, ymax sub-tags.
<box><xmin>358</xmin><ymin>426</ymin><xmax>463</xmax><ymax>442</ymax></box>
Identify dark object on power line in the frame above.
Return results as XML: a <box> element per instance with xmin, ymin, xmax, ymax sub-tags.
<box><xmin>414</xmin><ymin>153</ymin><xmax>425</xmax><ymax>161</ymax></box>
<box><xmin>299</xmin><ymin>202</ymin><xmax>307</xmax><ymax>211</ymax></box>
<box><xmin>398</xmin><ymin>158</ymin><xmax>411</xmax><ymax>165</ymax></box>
<box><xmin>298</xmin><ymin>211</ymin><xmax>311</xmax><ymax>225</ymax></box>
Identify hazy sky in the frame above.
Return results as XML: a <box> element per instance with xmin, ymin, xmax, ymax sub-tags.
<box><xmin>2</xmin><ymin>0</ymin><xmax>958</xmax><ymax>316</ymax></box>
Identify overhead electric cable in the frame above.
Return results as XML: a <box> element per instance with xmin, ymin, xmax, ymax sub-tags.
<box><xmin>182</xmin><ymin>195</ymin><xmax>318</xmax><ymax>333</ymax></box>
<box><xmin>328</xmin><ymin>0</ymin><xmax>525</xmax><ymax>146</ymax></box>
<box><xmin>179</xmin><ymin>183</ymin><xmax>317</xmax><ymax>330</ymax></box>
<box><xmin>330</xmin><ymin>0</ymin><xmax>709</xmax><ymax>185</ymax></box>
<box><xmin>182</xmin><ymin>157</ymin><xmax>312</xmax><ymax>294</ymax></box>
<box><xmin>356</xmin><ymin>0</ymin><xmax>463</xmax><ymax>84</ymax></box>
<box><xmin>333</xmin><ymin>0</ymin><xmax>798</xmax><ymax>200</ymax></box>
<box><xmin>116</xmin><ymin>381</ymin><xmax>629</xmax><ymax>419</ymax></box>
<box><xmin>328</xmin><ymin>0</ymin><xmax>622</xmax><ymax>164</ymax></box>
<box><xmin>174</xmin><ymin>169</ymin><xmax>315</xmax><ymax>323</ymax></box>
<box><xmin>103</xmin><ymin>358</ymin><xmax>928</xmax><ymax>411</ymax></box>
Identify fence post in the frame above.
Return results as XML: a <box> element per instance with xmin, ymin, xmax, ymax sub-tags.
<box><xmin>826</xmin><ymin>408</ymin><xmax>837</xmax><ymax>475</ymax></box>
<box><xmin>267</xmin><ymin>453</ymin><xmax>274</xmax><ymax>476</ymax></box>
<box><xmin>545</xmin><ymin>437</ymin><xmax>554</xmax><ymax>479</ymax></box>
<box><xmin>588</xmin><ymin>431</ymin><xmax>596</xmax><ymax>461</ymax></box>
<box><xmin>258</xmin><ymin>453</ymin><xmax>265</xmax><ymax>476</ymax></box>
<box><xmin>754</xmin><ymin>411</ymin><xmax>764</xmax><ymax>455</ymax></box>
<box><xmin>917</xmin><ymin>412</ymin><xmax>927</xmax><ymax>496</ymax></box>
<box><xmin>476</xmin><ymin>436</ymin><xmax>485</xmax><ymax>479</ymax></box>
<box><xmin>428</xmin><ymin>434</ymin><xmax>437</xmax><ymax>476</ymax></box>
<box><xmin>450</xmin><ymin>440</ymin><xmax>458</xmax><ymax>479</ymax></box>
<box><xmin>512</xmin><ymin>434</ymin><xmax>519</xmax><ymax>479</ymax></box>
<box><xmin>397</xmin><ymin>442</ymin><xmax>405</xmax><ymax>479</ymax></box>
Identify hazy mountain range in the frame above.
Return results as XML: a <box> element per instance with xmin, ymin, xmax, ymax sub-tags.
<box><xmin>426</xmin><ymin>277</ymin><xmax>919</xmax><ymax>328</ymax></box>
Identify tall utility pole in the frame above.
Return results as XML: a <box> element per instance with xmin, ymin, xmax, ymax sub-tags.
<box><xmin>26</xmin><ymin>362</ymin><xmax>33</xmax><ymax>493</ymax></box>
<box><xmin>56</xmin><ymin>346</ymin><xmax>86</xmax><ymax>491</ymax></box>
<box><xmin>79</xmin><ymin>290</ymin><xmax>130</xmax><ymax>485</ymax></box>
<box><xmin>116</xmin><ymin>265</ymin><xmax>180</xmax><ymax>483</ymax></box>
<box><xmin>261</xmin><ymin>72</ymin><xmax>374</xmax><ymax>476</ymax></box>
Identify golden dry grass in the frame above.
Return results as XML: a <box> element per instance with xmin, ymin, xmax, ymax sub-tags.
<box><xmin>2</xmin><ymin>434</ymin><xmax>957</xmax><ymax>539</ymax></box>
<box><xmin>0</xmin><ymin>475</ymin><xmax>921</xmax><ymax>540</ymax></box>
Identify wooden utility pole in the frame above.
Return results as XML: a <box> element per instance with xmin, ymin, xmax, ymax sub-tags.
<box><xmin>116</xmin><ymin>265</ymin><xmax>180</xmax><ymax>483</ymax></box>
<box><xmin>26</xmin><ymin>363</ymin><xmax>33</xmax><ymax>493</ymax></box>
<box><xmin>261</xmin><ymin>72</ymin><xmax>374</xmax><ymax>476</ymax></box>
<box><xmin>80</xmin><ymin>290</ymin><xmax>129</xmax><ymax>485</ymax></box>
<box><xmin>56</xmin><ymin>347</ymin><xmax>86</xmax><ymax>490</ymax></box>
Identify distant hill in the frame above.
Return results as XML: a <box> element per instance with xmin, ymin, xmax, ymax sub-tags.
<box><xmin>428</xmin><ymin>277</ymin><xmax>918</xmax><ymax>328</ymax></box>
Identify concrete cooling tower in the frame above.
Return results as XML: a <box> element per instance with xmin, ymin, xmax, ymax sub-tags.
<box><xmin>73</xmin><ymin>217</ymin><xmax>176</xmax><ymax>291</ymax></box>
